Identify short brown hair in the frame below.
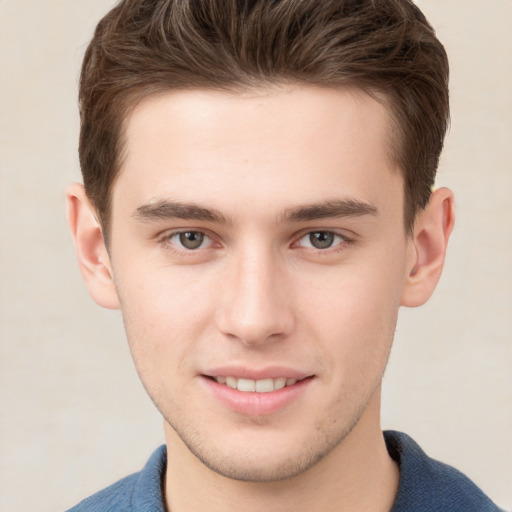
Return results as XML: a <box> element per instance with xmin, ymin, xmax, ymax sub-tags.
<box><xmin>79</xmin><ymin>0</ymin><xmax>449</xmax><ymax>239</ymax></box>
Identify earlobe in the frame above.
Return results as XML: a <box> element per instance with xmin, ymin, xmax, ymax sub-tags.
<box><xmin>400</xmin><ymin>187</ymin><xmax>455</xmax><ymax>307</ymax></box>
<box><xmin>66</xmin><ymin>183</ymin><xmax>120</xmax><ymax>310</ymax></box>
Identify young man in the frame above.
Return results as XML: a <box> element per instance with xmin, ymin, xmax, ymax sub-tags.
<box><xmin>66</xmin><ymin>0</ymin><xmax>503</xmax><ymax>510</ymax></box>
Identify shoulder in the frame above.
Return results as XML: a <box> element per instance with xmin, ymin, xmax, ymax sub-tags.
<box><xmin>65</xmin><ymin>473</ymin><xmax>139</xmax><ymax>512</ymax></box>
<box><xmin>65</xmin><ymin>445</ymin><xmax>167</xmax><ymax>512</ymax></box>
<box><xmin>385</xmin><ymin>431</ymin><xmax>504</xmax><ymax>512</ymax></box>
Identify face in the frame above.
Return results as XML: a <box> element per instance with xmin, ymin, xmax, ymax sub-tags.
<box><xmin>107</xmin><ymin>86</ymin><xmax>413</xmax><ymax>481</ymax></box>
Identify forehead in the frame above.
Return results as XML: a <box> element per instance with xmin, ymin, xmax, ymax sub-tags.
<box><xmin>114</xmin><ymin>85</ymin><xmax>402</xmax><ymax>222</ymax></box>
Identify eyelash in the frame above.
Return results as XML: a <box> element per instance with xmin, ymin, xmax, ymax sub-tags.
<box><xmin>157</xmin><ymin>230</ymin><xmax>217</xmax><ymax>255</ymax></box>
<box><xmin>295</xmin><ymin>231</ymin><xmax>348</xmax><ymax>249</ymax></box>
<box><xmin>157</xmin><ymin>229</ymin><xmax>354</xmax><ymax>255</ymax></box>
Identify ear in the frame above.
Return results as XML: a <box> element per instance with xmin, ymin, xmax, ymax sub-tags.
<box><xmin>400</xmin><ymin>187</ymin><xmax>455</xmax><ymax>307</ymax></box>
<box><xmin>66</xmin><ymin>183</ymin><xmax>120</xmax><ymax>309</ymax></box>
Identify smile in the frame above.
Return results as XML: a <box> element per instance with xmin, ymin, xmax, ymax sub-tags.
<box><xmin>214</xmin><ymin>376</ymin><xmax>301</xmax><ymax>393</ymax></box>
<box><xmin>203</xmin><ymin>373</ymin><xmax>314</xmax><ymax>415</ymax></box>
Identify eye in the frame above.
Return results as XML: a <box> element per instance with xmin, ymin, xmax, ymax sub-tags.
<box><xmin>298</xmin><ymin>231</ymin><xmax>345</xmax><ymax>250</ymax></box>
<box><xmin>169</xmin><ymin>231</ymin><xmax>209</xmax><ymax>250</ymax></box>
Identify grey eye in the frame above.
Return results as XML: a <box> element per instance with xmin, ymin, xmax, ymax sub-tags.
<box><xmin>179</xmin><ymin>231</ymin><xmax>205</xmax><ymax>249</ymax></box>
<box><xmin>309</xmin><ymin>231</ymin><xmax>335</xmax><ymax>249</ymax></box>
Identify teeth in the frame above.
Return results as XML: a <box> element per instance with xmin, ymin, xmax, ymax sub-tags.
<box><xmin>237</xmin><ymin>378</ymin><xmax>256</xmax><ymax>392</ymax></box>
<box><xmin>255</xmin><ymin>378</ymin><xmax>274</xmax><ymax>393</ymax></box>
<box><xmin>274</xmin><ymin>377</ymin><xmax>286</xmax><ymax>390</ymax></box>
<box><xmin>214</xmin><ymin>376</ymin><xmax>301</xmax><ymax>393</ymax></box>
<box><xmin>225</xmin><ymin>376</ymin><xmax>237</xmax><ymax>389</ymax></box>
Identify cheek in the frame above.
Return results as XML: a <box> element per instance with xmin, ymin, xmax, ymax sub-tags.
<box><xmin>301</xmin><ymin>259</ymin><xmax>404</xmax><ymax>325</ymax></box>
<box><xmin>115</xmin><ymin>266</ymin><xmax>216</xmax><ymax>380</ymax></box>
<box><xmin>297</xmin><ymin>252</ymin><xmax>406</xmax><ymax>368</ymax></box>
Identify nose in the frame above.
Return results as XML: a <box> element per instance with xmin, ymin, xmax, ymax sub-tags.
<box><xmin>215</xmin><ymin>248</ymin><xmax>295</xmax><ymax>346</ymax></box>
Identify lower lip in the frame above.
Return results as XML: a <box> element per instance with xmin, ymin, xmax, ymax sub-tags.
<box><xmin>201</xmin><ymin>376</ymin><xmax>314</xmax><ymax>416</ymax></box>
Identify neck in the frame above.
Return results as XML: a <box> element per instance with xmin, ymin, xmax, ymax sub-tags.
<box><xmin>164</xmin><ymin>390</ymin><xmax>399</xmax><ymax>512</ymax></box>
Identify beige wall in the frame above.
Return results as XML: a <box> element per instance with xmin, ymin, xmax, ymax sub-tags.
<box><xmin>0</xmin><ymin>1</ymin><xmax>510</xmax><ymax>510</ymax></box>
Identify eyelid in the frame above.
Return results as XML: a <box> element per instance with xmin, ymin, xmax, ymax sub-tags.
<box><xmin>293</xmin><ymin>228</ymin><xmax>353</xmax><ymax>244</ymax></box>
<box><xmin>299</xmin><ymin>231</ymin><xmax>341</xmax><ymax>246</ymax></box>
<box><xmin>157</xmin><ymin>228</ymin><xmax>220</xmax><ymax>252</ymax></box>
<box><xmin>155</xmin><ymin>227</ymin><xmax>354</xmax><ymax>255</ymax></box>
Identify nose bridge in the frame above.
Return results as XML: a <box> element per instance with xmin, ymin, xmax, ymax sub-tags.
<box><xmin>216</xmin><ymin>242</ymin><xmax>294</xmax><ymax>345</ymax></box>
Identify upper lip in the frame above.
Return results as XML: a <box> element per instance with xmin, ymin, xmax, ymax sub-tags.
<box><xmin>202</xmin><ymin>366</ymin><xmax>312</xmax><ymax>381</ymax></box>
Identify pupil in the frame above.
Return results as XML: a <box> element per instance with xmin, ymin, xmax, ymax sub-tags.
<box><xmin>180</xmin><ymin>232</ymin><xmax>204</xmax><ymax>249</ymax></box>
<box><xmin>310</xmin><ymin>231</ymin><xmax>334</xmax><ymax>249</ymax></box>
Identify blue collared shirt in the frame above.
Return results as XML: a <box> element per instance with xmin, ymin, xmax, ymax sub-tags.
<box><xmin>66</xmin><ymin>431</ymin><xmax>504</xmax><ymax>511</ymax></box>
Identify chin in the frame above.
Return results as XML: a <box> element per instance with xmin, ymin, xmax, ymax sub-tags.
<box><xmin>167</xmin><ymin>414</ymin><xmax>357</xmax><ymax>483</ymax></box>
<box><xmin>190</xmin><ymin>446</ymin><xmax>326</xmax><ymax>483</ymax></box>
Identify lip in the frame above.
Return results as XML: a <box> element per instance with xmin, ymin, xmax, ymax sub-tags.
<box><xmin>203</xmin><ymin>366</ymin><xmax>310</xmax><ymax>381</ymax></box>
<box><xmin>200</xmin><ymin>369</ymin><xmax>314</xmax><ymax>416</ymax></box>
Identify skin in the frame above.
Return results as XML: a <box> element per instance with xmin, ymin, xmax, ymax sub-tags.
<box><xmin>67</xmin><ymin>85</ymin><xmax>454</xmax><ymax>512</ymax></box>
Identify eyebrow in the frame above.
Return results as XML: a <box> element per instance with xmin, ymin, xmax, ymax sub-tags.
<box><xmin>282</xmin><ymin>198</ymin><xmax>378</xmax><ymax>222</ymax></box>
<box><xmin>134</xmin><ymin>200</ymin><xmax>231</xmax><ymax>224</ymax></box>
<box><xmin>133</xmin><ymin>197</ymin><xmax>378</xmax><ymax>224</ymax></box>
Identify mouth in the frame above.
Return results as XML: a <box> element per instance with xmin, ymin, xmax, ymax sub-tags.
<box><xmin>210</xmin><ymin>376</ymin><xmax>304</xmax><ymax>393</ymax></box>
<box><xmin>202</xmin><ymin>372</ymin><xmax>314</xmax><ymax>416</ymax></box>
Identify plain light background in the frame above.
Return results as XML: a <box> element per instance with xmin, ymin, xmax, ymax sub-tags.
<box><xmin>0</xmin><ymin>1</ymin><xmax>511</xmax><ymax>511</ymax></box>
